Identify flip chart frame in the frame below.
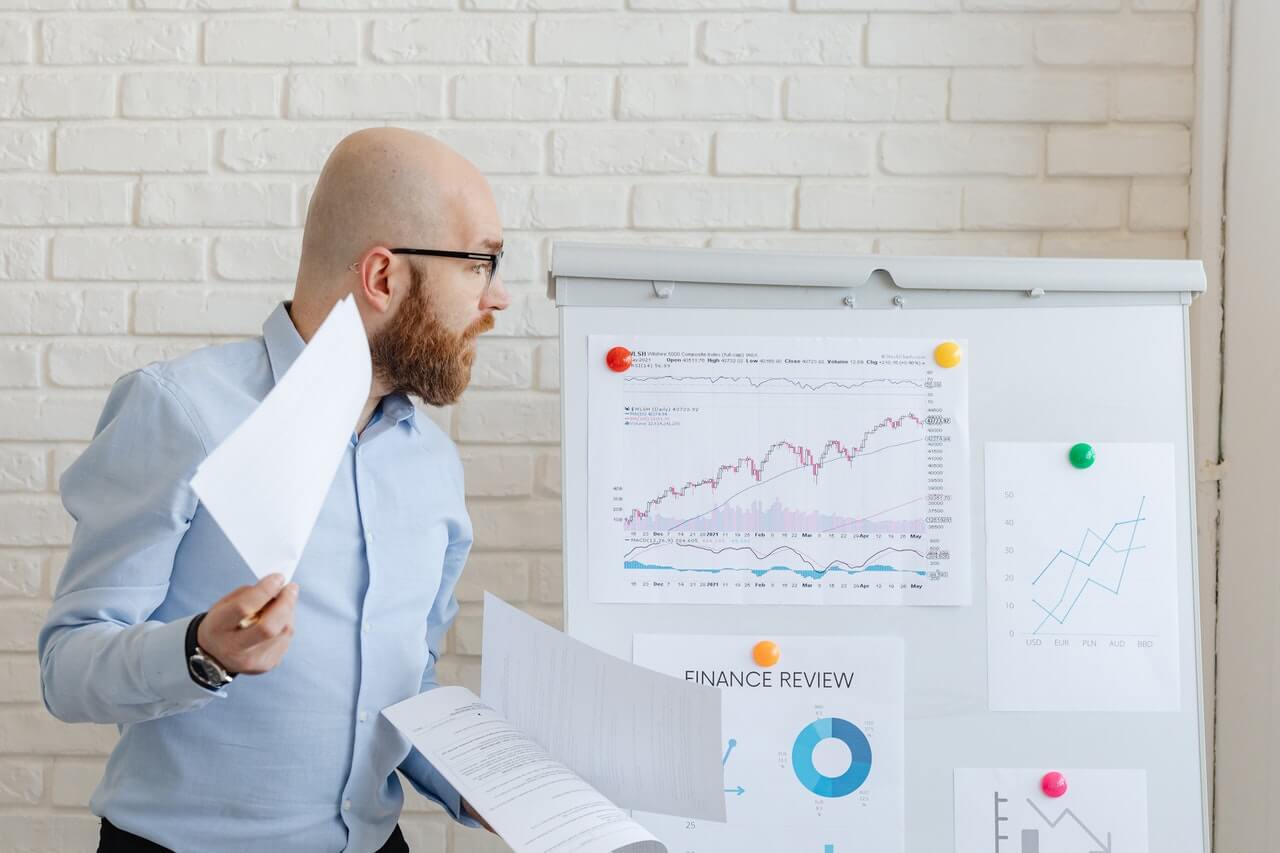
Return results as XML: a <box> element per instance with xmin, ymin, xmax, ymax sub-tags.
<box><xmin>548</xmin><ymin>241</ymin><xmax>1209</xmax><ymax>853</ymax></box>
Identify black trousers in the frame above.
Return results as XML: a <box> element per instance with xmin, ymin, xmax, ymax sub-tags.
<box><xmin>97</xmin><ymin>818</ymin><xmax>410</xmax><ymax>853</ymax></box>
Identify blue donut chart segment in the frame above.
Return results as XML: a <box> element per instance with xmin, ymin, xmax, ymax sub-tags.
<box><xmin>791</xmin><ymin>717</ymin><xmax>873</xmax><ymax>798</ymax></box>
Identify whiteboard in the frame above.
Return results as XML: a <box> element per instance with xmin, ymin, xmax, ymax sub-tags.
<box><xmin>549</xmin><ymin>242</ymin><xmax>1209</xmax><ymax>853</ymax></box>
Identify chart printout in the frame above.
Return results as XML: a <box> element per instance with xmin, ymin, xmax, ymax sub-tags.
<box><xmin>986</xmin><ymin>443</ymin><xmax>1180</xmax><ymax>712</ymax></box>
<box><xmin>955</xmin><ymin>768</ymin><xmax>1148</xmax><ymax>853</ymax></box>
<box><xmin>633</xmin><ymin>635</ymin><xmax>905</xmax><ymax>853</ymax></box>
<box><xmin>587</xmin><ymin>336</ymin><xmax>970</xmax><ymax>605</ymax></box>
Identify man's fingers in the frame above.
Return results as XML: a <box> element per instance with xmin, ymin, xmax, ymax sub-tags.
<box><xmin>211</xmin><ymin>573</ymin><xmax>286</xmax><ymax>628</ymax></box>
<box><xmin>224</xmin><ymin>628</ymin><xmax>294</xmax><ymax>675</ymax></box>
<box><xmin>202</xmin><ymin>574</ymin><xmax>285</xmax><ymax>636</ymax></box>
<box><xmin>239</xmin><ymin>573</ymin><xmax>288</xmax><ymax>614</ymax></box>
<box><xmin>240</xmin><ymin>583</ymin><xmax>298</xmax><ymax>647</ymax></box>
<box><xmin>196</xmin><ymin>576</ymin><xmax>299</xmax><ymax>676</ymax></box>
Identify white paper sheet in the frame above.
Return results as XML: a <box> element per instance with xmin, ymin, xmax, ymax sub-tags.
<box><xmin>190</xmin><ymin>295</ymin><xmax>371</xmax><ymax>582</ymax></box>
<box><xmin>480</xmin><ymin>594</ymin><xmax>726</xmax><ymax>822</ymax></box>
<box><xmin>585</xmin><ymin>334</ymin><xmax>971</xmax><ymax>606</ymax></box>
<box><xmin>985</xmin><ymin>442</ymin><xmax>1180</xmax><ymax>712</ymax></box>
<box><xmin>383</xmin><ymin>686</ymin><xmax>666</xmax><ymax>853</ymax></box>
<box><xmin>955</xmin><ymin>768</ymin><xmax>1148</xmax><ymax>853</ymax></box>
<box><xmin>632</xmin><ymin>635</ymin><xmax>904</xmax><ymax>853</ymax></box>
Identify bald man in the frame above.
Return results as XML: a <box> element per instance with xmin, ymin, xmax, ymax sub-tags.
<box><xmin>37</xmin><ymin>128</ymin><xmax>510</xmax><ymax>853</ymax></box>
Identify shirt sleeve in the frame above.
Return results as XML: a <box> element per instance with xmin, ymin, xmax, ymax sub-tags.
<box><xmin>399</xmin><ymin>444</ymin><xmax>480</xmax><ymax>827</ymax></box>
<box><xmin>37</xmin><ymin>367</ymin><xmax>225</xmax><ymax>726</ymax></box>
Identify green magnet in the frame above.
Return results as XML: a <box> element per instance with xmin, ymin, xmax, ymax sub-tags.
<box><xmin>1068</xmin><ymin>442</ymin><xmax>1095</xmax><ymax>469</ymax></box>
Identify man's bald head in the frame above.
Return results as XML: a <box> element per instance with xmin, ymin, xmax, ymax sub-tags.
<box><xmin>290</xmin><ymin>127</ymin><xmax>508</xmax><ymax>407</ymax></box>
<box><xmin>297</xmin><ymin>127</ymin><xmax>492</xmax><ymax>295</ymax></box>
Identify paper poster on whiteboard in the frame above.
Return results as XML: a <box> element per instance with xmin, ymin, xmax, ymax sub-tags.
<box><xmin>985</xmin><ymin>442</ymin><xmax>1181</xmax><ymax>712</ymax></box>
<box><xmin>955</xmin><ymin>768</ymin><xmax>1149</xmax><ymax>853</ymax></box>
<box><xmin>633</xmin><ymin>635</ymin><xmax>904</xmax><ymax>853</ymax></box>
<box><xmin>587</xmin><ymin>335</ymin><xmax>970</xmax><ymax>606</ymax></box>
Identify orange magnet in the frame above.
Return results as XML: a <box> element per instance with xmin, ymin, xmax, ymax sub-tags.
<box><xmin>934</xmin><ymin>341</ymin><xmax>962</xmax><ymax>369</ymax></box>
<box><xmin>606</xmin><ymin>346</ymin><xmax>632</xmax><ymax>373</ymax></box>
<box><xmin>752</xmin><ymin>640</ymin><xmax>780</xmax><ymax>668</ymax></box>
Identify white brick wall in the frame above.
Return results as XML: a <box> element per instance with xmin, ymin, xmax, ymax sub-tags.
<box><xmin>0</xmin><ymin>1</ymin><xmax>1195</xmax><ymax>849</ymax></box>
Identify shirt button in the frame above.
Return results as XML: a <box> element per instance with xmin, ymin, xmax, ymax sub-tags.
<box><xmin>342</xmin><ymin>799</ymin><xmax>352</xmax><ymax>811</ymax></box>
<box><xmin>359</xmin><ymin>711</ymin><xmax>369</xmax><ymax>723</ymax></box>
<box><xmin>366</xmin><ymin>531</ymin><xmax>376</xmax><ymax>544</ymax></box>
<box><xmin>362</xmin><ymin>621</ymin><xmax>371</xmax><ymax>633</ymax></box>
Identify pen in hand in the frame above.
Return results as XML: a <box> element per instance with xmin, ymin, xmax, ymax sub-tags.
<box><xmin>237</xmin><ymin>572</ymin><xmax>291</xmax><ymax>629</ymax></box>
<box><xmin>197</xmin><ymin>573</ymin><xmax>299</xmax><ymax>677</ymax></box>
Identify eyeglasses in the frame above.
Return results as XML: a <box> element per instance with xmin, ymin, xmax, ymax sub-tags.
<box><xmin>349</xmin><ymin>247</ymin><xmax>503</xmax><ymax>296</ymax></box>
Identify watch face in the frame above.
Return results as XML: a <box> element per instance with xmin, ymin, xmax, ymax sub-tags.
<box><xmin>192</xmin><ymin>655</ymin><xmax>228</xmax><ymax>686</ymax></box>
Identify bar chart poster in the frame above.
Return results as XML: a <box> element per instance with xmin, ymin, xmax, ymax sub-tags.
<box><xmin>634</xmin><ymin>635</ymin><xmax>904</xmax><ymax>853</ymax></box>
<box><xmin>955</xmin><ymin>768</ymin><xmax>1149</xmax><ymax>853</ymax></box>
<box><xmin>985</xmin><ymin>443</ymin><xmax>1180</xmax><ymax>712</ymax></box>
<box><xmin>587</xmin><ymin>335</ymin><xmax>970</xmax><ymax>605</ymax></box>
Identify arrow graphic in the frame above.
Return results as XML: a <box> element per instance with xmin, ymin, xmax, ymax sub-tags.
<box><xmin>1026</xmin><ymin>799</ymin><xmax>1114</xmax><ymax>853</ymax></box>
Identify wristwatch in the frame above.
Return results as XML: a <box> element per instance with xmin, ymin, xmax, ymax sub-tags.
<box><xmin>186</xmin><ymin>612</ymin><xmax>235</xmax><ymax>691</ymax></box>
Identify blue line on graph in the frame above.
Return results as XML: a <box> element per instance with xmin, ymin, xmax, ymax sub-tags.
<box><xmin>626</xmin><ymin>560</ymin><xmax>928</xmax><ymax>580</ymax></box>
<box><xmin>1031</xmin><ymin>497</ymin><xmax>1146</xmax><ymax>635</ymax></box>
<box><xmin>722</xmin><ymin>738</ymin><xmax>744</xmax><ymax>795</ymax></box>
<box><xmin>624</xmin><ymin>543</ymin><xmax>930</xmax><ymax>580</ymax></box>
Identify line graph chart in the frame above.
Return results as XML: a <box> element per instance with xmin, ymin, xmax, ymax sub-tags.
<box><xmin>986</xmin><ymin>443</ymin><xmax>1180</xmax><ymax>712</ymax></box>
<box><xmin>622</xmin><ymin>541</ymin><xmax>932</xmax><ymax>579</ymax></box>
<box><xmin>1030</xmin><ymin>497</ymin><xmax>1147</xmax><ymax>635</ymax></box>
<box><xmin>588</xmin><ymin>336</ymin><xmax>970</xmax><ymax>606</ymax></box>
<box><xmin>623</xmin><ymin>425</ymin><xmax>926</xmax><ymax>530</ymax></box>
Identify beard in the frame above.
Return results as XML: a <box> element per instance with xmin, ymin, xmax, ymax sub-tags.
<box><xmin>367</xmin><ymin>265</ymin><xmax>495</xmax><ymax>407</ymax></box>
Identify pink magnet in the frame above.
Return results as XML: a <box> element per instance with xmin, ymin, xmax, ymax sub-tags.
<box><xmin>1041</xmin><ymin>771</ymin><xmax>1068</xmax><ymax>798</ymax></box>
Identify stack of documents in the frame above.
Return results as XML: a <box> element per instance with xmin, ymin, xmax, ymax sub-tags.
<box><xmin>383</xmin><ymin>595</ymin><xmax>726</xmax><ymax>853</ymax></box>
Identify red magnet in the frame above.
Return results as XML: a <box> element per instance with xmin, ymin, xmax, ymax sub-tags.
<box><xmin>1041</xmin><ymin>771</ymin><xmax>1068</xmax><ymax>798</ymax></box>
<box><xmin>606</xmin><ymin>346</ymin><xmax>632</xmax><ymax>373</ymax></box>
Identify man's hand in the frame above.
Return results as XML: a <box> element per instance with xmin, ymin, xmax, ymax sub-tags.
<box><xmin>462</xmin><ymin>799</ymin><xmax>493</xmax><ymax>833</ymax></box>
<box><xmin>196</xmin><ymin>573</ymin><xmax>299</xmax><ymax>675</ymax></box>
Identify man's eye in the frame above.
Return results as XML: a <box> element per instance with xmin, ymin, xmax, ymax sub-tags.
<box><xmin>473</xmin><ymin>264</ymin><xmax>488</xmax><ymax>275</ymax></box>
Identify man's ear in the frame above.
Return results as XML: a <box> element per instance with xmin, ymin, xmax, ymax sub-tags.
<box><xmin>355</xmin><ymin>248</ymin><xmax>397</xmax><ymax>314</ymax></box>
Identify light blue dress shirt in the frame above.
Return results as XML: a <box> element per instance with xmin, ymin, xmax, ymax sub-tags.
<box><xmin>38</xmin><ymin>302</ymin><xmax>477</xmax><ymax>852</ymax></box>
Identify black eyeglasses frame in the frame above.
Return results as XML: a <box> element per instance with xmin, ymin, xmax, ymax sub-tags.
<box><xmin>389</xmin><ymin>247</ymin><xmax>502</xmax><ymax>292</ymax></box>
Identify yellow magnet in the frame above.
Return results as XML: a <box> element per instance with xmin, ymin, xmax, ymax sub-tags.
<box><xmin>934</xmin><ymin>341</ymin><xmax>962</xmax><ymax>368</ymax></box>
<box><xmin>753</xmin><ymin>640</ymin><xmax>780</xmax><ymax>668</ymax></box>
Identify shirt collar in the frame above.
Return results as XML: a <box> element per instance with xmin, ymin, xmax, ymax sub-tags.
<box><xmin>262</xmin><ymin>301</ymin><xmax>306</xmax><ymax>385</ymax></box>
<box><xmin>380</xmin><ymin>392</ymin><xmax>420</xmax><ymax>434</ymax></box>
<box><xmin>261</xmin><ymin>301</ymin><xmax>420</xmax><ymax>435</ymax></box>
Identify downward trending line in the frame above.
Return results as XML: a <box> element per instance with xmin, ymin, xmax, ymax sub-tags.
<box><xmin>1025</xmin><ymin>799</ymin><xmax>1112</xmax><ymax>853</ymax></box>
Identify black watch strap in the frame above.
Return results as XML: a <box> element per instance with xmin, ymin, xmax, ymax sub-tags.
<box><xmin>185</xmin><ymin>611</ymin><xmax>206</xmax><ymax>661</ymax></box>
<box><xmin>186</xmin><ymin>612</ymin><xmax>236</xmax><ymax>685</ymax></box>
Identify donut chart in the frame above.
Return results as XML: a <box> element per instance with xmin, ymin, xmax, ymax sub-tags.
<box><xmin>791</xmin><ymin>717</ymin><xmax>873</xmax><ymax>798</ymax></box>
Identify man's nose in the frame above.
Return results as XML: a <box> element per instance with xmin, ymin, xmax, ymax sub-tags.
<box><xmin>482</xmin><ymin>274</ymin><xmax>511</xmax><ymax>312</ymax></box>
